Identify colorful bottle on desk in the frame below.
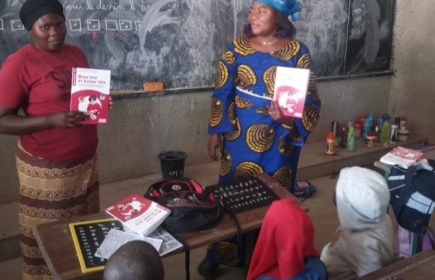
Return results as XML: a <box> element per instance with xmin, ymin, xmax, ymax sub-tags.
<box><xmin>325</xmin><ymin>132</ymin><xmax>338</xmax><ymax>155</ymax></box>
<box><xmin>341</xmin><ymin>125</ymin><xmax>348</xmax><ymax>148</ymax></box>
<box><xmin>354</xmin><ymin>121</ymin><xmax>361</xmax><ymax>138</ymax></box>
<box><xmin>390</xmin><ymin>124</ymin><xmax>398</xmax><ymax>144</ymax></box>
<box><xmin>400</xmin><ymin>115</ymin><xmax>407</xmax><ymax>130</ymax></box>
<box><xmin>381</xmin><ymin>120</ymin><xmax>391</xmax><ymax>145</ymax></box>
<box><xmin>347</xmin><ymin>126</ymin><xmax>356</xmax><ymax>152</ymax></box>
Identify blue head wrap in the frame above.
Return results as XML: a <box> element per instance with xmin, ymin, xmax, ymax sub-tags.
<box><xmin>253</xmin><ymin>0</ymin><xmax>301</xmax><ymax>22</ymax></box>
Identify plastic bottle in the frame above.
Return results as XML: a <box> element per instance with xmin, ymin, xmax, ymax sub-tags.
<box><xmin>325</xmin><ymin>132</ymin><xmax>338</xmax><ymax>155</ymax></box>
<box><xmin>381</xmin><ymin>120</ymin><xmax>391</xmax><ymax>144</ymax></box>
<box><xmin>400</xmin><ymin>115</ymin><xmax>407</xmax><ymax>130</ymax></box>
<box><xmin>354</xmin><ymin>121</ymin><xmax>361</xmax><ymax>138</ymax></box>
<box><xmin>374</xmin><ymin>122</ymin><xmax>380</xmax><ymax>144</ymax></box>
<box><xmin>377</xmin><ymin>118</ymin><xmax>384</xmax><ymax>144</ymax></box>
<box><xmin>390</xmin><ymin>123</ymin><xmax>398</xmax><ymax>144</ymax></box>
<box><xmin>347</xmin><ymin>126</ymin><xmax>356</xmax><ymax>152</ymax></box>
<box><xmin>341</xmin><ymin>125</ymin><xmax>348</xmax><ymax>148</ymax></box>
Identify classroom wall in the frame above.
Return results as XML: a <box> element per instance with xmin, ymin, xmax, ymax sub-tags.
<box><xmin>0</xmin><ymin>0</ymin><xmax>433</xmax><ymax>204</ymax></box>
<box><xmin>388</xmin><ymin>0</ymin><xmax>435</xmax><ymax>140</ymax></box>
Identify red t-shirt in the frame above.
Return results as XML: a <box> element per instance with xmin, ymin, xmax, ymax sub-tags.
<box><xmin>0</xmin><ymin>44</ymin><xmax>98</xmax><ymax>161</ymax></box>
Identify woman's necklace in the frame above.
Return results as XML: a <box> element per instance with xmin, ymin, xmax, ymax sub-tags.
<box><xmin>261</xmin><ymin>38</ymin><xmax>279</xmax><ymax>45</ymax></box>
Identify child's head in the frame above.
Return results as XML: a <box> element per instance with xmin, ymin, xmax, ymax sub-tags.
<box><xmin>104</xmin><ymin>240</ymin><xmax>164</xmax><ymax>280</ymax></box>
<box><xmin>335</xmin><ymin>166</ymin><xmax>389</xmax><ymax>230</ymax></box>
<box><xmin>246</xmin><ymin>198</ymin><xmax>320</xmax><ymax>279</ymax></box>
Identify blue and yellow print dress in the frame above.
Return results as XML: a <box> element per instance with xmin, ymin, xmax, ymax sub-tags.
<box><xmin>208</xmin><ymin>36</ymin><xmax>320</xmax><ymax>191</ymax></box>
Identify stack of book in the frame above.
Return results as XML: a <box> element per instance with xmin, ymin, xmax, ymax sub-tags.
<box><xmin>105</xmin><ymin>192</ymin><xmax>171</xmax><ymax>237</ymax></box>
<box><xmin>69</xmin><ymin>193</ymin><xmax>182</xmax><ymax>273</ymax></box>
<box><xmin>380</xmin><ymin>146</ymin><xmax>425</xmax><ymax>169</ymax></box>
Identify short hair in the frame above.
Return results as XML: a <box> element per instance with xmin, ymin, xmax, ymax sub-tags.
<box><xmin>104</xmin><ymin>241</ymin><xmax>164</xmax><ymax>280</ymax></box>
<box><xmin>88</xmin><ymin>95</ymin><xmax>97</xmax><ymax>101</ymax></box>
<box><xmin>243</xmin><ymin>11</ymin><xmax>297</xmax><ymax>40</ymax></box>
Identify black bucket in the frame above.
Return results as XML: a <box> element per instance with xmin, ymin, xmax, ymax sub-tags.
<box><xmin>158</xmin><ymin>151</ymin><xmax>187</xmax><ymax>180</ymax></box>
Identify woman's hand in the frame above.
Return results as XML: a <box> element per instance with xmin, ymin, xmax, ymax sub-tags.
<box><xmin>269</xmin><ymin>100</ymin><xmax>294</xmax><ymax>126</ymax></box>
<box><xmin>48</xmin><ymin>111</ymin><xmax>88</xmax><ymax>128</ymax></box>
<box><xmin>0</xmin><ymin>106</ymin><xmax>89</xmax><ymax>135</ymax></box>
<box><xmin>208</xmin><ymin>134</ymin><xmax>222</xmax><ymax>161</ymax></box>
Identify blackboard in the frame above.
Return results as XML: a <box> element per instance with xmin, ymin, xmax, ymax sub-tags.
<box><xmin>69</xmin><ymin>218</ymin><xmax>124</xmax><ymax>273</ymax></box>
<box><xmin>0</xmin><ymin>0</ymin><xmax>395</xmax><ymax>91</ymax></box>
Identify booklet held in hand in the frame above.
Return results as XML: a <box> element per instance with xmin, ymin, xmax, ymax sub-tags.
<box><xmin>273</xmin><ymin>66</ymin><xmax>310</xmax><ymax>118</ymax></box>
<box><xmin>71</xmin><ymin>68</ymin><xmax>111</xmax><ymax>124</ymax></box>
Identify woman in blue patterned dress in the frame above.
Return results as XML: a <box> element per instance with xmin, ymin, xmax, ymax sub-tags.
<box><xmin>208</xmin><ymin>0</ymin><xmax>320</xmax><ymax>193</ymax></box>
<box><xmin>201</xmin><ymin>0</ymin><xmax>321</xmax><ymax>277</ymax></box>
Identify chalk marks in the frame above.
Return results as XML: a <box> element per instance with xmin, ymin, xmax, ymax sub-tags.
<box><xmin>0</xmin><ymin>0</ymin><xmax>395</xmax><ymax>90</ymax></box>
<box><xmin>295</xmin><ymin>0</ymin><xmax>349</xmax><ymax>77</ymax></box>
<box><xmin>345</xmin><ymin>0</ymin><xmax>395</xmax><ymax>74</ymax></box>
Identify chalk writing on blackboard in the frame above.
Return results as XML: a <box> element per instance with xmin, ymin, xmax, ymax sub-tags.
<box><xmin>0</xmin><ymin>0</ymin><xmax>395</xmax><ymax>92</ymax></box>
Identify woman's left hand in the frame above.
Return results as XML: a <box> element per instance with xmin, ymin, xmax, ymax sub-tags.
<box><xmin>269</xmin><ymin>100</ymin><xmax>294</xmax><ymax>126</ymax></box>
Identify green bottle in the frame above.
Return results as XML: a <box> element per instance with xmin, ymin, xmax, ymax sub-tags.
<box><xmin>347</xmin><ymin>126</ymin><xmax>356</xmax><ymax>152</ymax></box>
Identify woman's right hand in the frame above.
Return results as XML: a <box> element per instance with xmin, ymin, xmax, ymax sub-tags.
<box><xmin>49</xmin><ymin>111</ymin><xmax>88</xmax><ymax>128</ymax></box>
<box><xmin>208</xmin><ymin>134</ymin><xmax>222</xmax><ymax>161</ymax></box>
<box><xmin>0</xmin><ymin>107</ymin><xmax>88</xmax><ymax>135</ymax></box>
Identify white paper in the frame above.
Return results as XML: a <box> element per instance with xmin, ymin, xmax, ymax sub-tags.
<box><xmin>94</xmin><ymin>229</ymin><xmax>162</xmax><ymax>259</ymax></box>
<box><xmin>95</xmin><ymin>226</ymin><xmax>183</xmax><ymax>259</ymax></box>
<box><xmin>148</xmin><ymin>227</ymin><xmax>183</xmax><ymax>256</ymax></box>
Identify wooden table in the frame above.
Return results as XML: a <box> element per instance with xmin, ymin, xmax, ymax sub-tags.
<box><xmin>34</xmin><ymin>173</ymin><xmax>306</xmax><ymax>280</ymax></box>
<box><xmin>358</xmin><ymin>250</ymin><xmax>435</xmax><ymax>280</ymax></box>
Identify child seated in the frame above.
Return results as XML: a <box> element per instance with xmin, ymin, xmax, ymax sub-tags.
<box><xmin>104</xmin><ymin>240</ymin><xmax>164</xmax><ymax>280</ymax></box>
<box><xmin>320</xmin><ymin>166</ymin><xmax>396</xmax><ymax>279</ymax></box>
<box><xmin>246</xmin><ymin>198</ymin><xmax>327</xmax><ymax>280</ymax></box>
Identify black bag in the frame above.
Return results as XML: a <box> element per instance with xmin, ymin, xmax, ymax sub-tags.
<box><xmin>144</xmin><ymin>177</ymin><xmax>223</xmax><ymax>234</ymax></box>
<box><xmin>387</xmin><ymin>161</ymin><xmax>435</xmax><ymax>234</ymax></box>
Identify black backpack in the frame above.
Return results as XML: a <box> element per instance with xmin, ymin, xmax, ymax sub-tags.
<box><xmin>144</xmin><ymin>177</ymin><xmax>223</xmax><ymax>234</ymax></box>
<box><xmin>387</xmin><ymin>160</ymin><xmax>435</xmax><ymax>234</ymax></box>
<box><xmin>144</xmin><ymin>177</ymin><xmax>223</xmax><ymax>280</ymax></box>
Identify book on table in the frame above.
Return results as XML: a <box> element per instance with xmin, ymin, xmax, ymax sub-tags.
<box><xmin>272</xmin><ymin>66</ymin><xmax>310</xmax><ymax>118</ymax></box>
<box><xmin>380</xmin><ymin>146</ymin><xmax>425</xmax><ymax>169</ymax></box>
<box><xmin>70</xmin><ymin>67</ymin><xmax>111</xmax><ymax>124</ymax></box>
<box><xmin>105</xmin><ymin>192</ymin><xmax>171</xmax><ymax>237</ymax></box>
<box><xmin>69</xmin><ymin>218</ymin><xmax>182</xmax><ymax>273</ymax></box>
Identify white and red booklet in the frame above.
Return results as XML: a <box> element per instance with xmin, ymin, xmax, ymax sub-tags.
<box><xmin>70</xmin><ymin>67</ymin><xmax>111</xmax><ymax>124</ymax></box>
<box><xmin>105</xmin><ymin>193</ymin><xmax>171</xmax><ymax>237</ymax></box>
<box><xmin>380</xmin><ymin>146</ymin><xmax>425</xmax><ymax>169</ymax></box>
<box><xmin>273</xmin><ymin>66</ymin><xmax>310</xmax><ymax>118</ymax></box>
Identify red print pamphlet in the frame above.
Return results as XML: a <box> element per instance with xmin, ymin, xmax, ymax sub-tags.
<box><xmin>273</xmin><ymin>66</ymin><xmax>310</xmax><ymax>118</ymax></box>
<box><xmin>105</xmin><ymin>193</ymin><xmax>171</xmax><ymax>237</ymax></box>
<box><xmin>70</xmin><ymin>68</ymin><xmax>111</xmax><ymax>124</ymax></box>
<box><xmin>380</xmin><ymin>146</ymin><xmax>425</xmax><ymax>169</ymax></box>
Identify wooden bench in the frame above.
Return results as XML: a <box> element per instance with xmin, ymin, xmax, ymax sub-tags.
<box><xmin>358</xmin><ymin>250</ymin><xmax>435</xmax><ymax>279</ymax></box>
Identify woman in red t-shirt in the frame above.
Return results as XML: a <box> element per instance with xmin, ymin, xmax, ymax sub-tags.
<box><xmin>0</xmin><ymin>0</ymin><xmax>111</xmax><ymax>278</ymax></box>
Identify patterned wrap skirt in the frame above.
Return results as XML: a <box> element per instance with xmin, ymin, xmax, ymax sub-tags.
<box><xmin>16</xmin><ymin>142</ymin><xmax>100</xmax><ymax>280</ymax></box>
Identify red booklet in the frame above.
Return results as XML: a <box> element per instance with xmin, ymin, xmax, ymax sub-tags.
<box><xmin>273</xmin><ymin>66</ymin><xmax>310</xmax><ymax>118</ymax></box>
<box><xmin>105</xmin><ymin>193</ymin><xmax>171</xmax><ymax>237</ymax></box>
<box><xmin>380</xmin><ymin>146</ymin><xmax>425</xmax><ymax>169</ymax></box>
<box><xmin>70</xmin><ymin>68</ymin><xmax>111</xmax><ymax>124</ymax></box>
